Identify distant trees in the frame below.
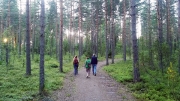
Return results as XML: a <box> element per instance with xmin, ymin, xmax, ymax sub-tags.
<box><xmin>0</xmin><ymin>0</ymin><xmax>180</xmax><ymax>93</ymax></box>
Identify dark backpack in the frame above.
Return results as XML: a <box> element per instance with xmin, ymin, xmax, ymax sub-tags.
<box><xmin>74</xmin><ymin>58</ymin><xmax>78</xmax><ymax>64</ymax></box>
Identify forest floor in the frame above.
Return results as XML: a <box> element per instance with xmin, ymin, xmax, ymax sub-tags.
<box><xmin>48</xmin><ymin>60</ymin><xmax>137</xmax><ymax>101</ymax></box>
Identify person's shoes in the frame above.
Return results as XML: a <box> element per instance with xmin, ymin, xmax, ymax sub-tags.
<box><xmin>94</xmin><ymin>73</ymin><xmax>96</xmax><ymax>76</ymax></box>
<box><xmin>86</xmin><ymin>76</ymin><xmax>88</xmax><ymax>78</ymax></box>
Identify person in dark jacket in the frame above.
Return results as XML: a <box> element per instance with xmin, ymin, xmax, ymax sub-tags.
<box><xmin>91</xmin><ymin>54</ymin><xmax>98</xmax><ymax>76</ymax></box>
<box><xmin>73</xmin><ymin>55</ymin><xmax>79</xmax><ymax>75</ymax></box>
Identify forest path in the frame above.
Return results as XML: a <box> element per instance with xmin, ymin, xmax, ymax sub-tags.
<box><xmin>50</xmin><ymin>60</ymin><xmax>136</xmax><ymax>101</ymax></box>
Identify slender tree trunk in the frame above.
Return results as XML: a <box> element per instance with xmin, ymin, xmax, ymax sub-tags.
<box><xmin>59</xmin><ymin>0</ymin><xmax>63</xmax><ymax>72</ymax></box>
<box><xmin>32</xmin><ymin>0</ymin><xmax>36</xmax><ymax>60</ymax></box>
<box><xmin>157</xmin><ymin>0</ymin><xmax>163</xmax><ymax>73</ymax></box>
<box><xmin>0</xmin><ymin>16</ymin><xmax>2</xmax><ymax>61</ymax></box>
<box><xmin>148</xmin><ymin>0</ymin><xmax>153</xmax><ymax>68</ymax></box>
<box><xmin>8</xmin><ymin>0</ymin><xmax>11</xmax><ymax>27</ymax></box>
<box><xmin>111</xmin><ymin>0</ymin><xmax>115</xmax><ymax>63</ymax></box>
<box><xmin>122</xmin><ymin>0</ymin><xmax>126</xmax><ymax>61</ymax></box>
<box><xmin>131</xmin><ymin>0</ymin><xmax>140</xmax><ymax>82</ymax></box>
<box><xmin>18</xmin><ymin>0</ymin><xmax>22</xmax><ymax>57</ymax></box>
<box><xmin>69</xmin><ymin>0</ymin><xmax>73</xmax><ymax>56</ymax></box>
<box><xmin>105</xmin><ymin>0</ymin><xmax>109</xmax><ymax>65</ymax></box>
<box><xmin>72</xmin><ymin>2</ymin><xmax>75</xmax><ymax>56</ymax></box>
<box><xmin>95</xmin><ymin>1</ymin><xmax>99</xmax><ymax>56</ymax></box>
<box><xmin>166</xmin><ymin>0</ymin><xmax>172</xmax><ymax>55</ymax></box>
<box><xmin>39</xmin><ymin>0</ymin><xmax>45</xmax><ymax>94</ymax></box>
<box><xmin>91</xmin><ymin>9</ymin><xmax>95</xmax><ymax>55</ymax></box>
<box><xmin>55</xmin><ymin>0</ymin><xmax>59</xmax><ymax>60</ymax></box>
<box><xmin>26</xmin><ymin>0</ymin><xmax>31</xmax><ymax>75</ymax></box>
<box><xmin>178</xmin><ymin>0</ymin><xmax>180</xmax><ymax>75</ymax></box>
<box><xmin>0</xmin><ymin>4</ymin><xmax>4</xmax><ymax>61</ymax></box>
<box><xmin>78</xmin><ymin>0</ymin><xmax>82</xmax><ymax>59</ymax></box>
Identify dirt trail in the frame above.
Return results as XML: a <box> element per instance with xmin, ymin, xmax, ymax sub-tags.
<box><xmin>50</xmin><ymin>60</ymin><xmax>136</xmax><ymax>101</ymax></box>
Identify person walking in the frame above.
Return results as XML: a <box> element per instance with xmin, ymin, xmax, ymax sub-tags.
<box><xmin>73</xmin><ymin>55</ymin><xmax>79</xmax><ymax>75</ymax></box>
<box><xmin>85</xmin><ymin>57</ymin><xmax>91</xmax><ymax>78</ymax></box>
<box><xmin>91</xmin><ymin>54</ymin><xmax>98</xmax><ymax>76</ymax></box>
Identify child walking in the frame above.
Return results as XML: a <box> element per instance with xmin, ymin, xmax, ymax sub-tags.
<box><xmin>85</xmin><ymin>57</ymin><xmax>91</xmax><ymax>78</ymax></box>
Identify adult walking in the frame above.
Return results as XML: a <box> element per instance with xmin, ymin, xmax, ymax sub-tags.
<box><xmin>73</xmin><ymin>55</ymin><xmax>79</xmax><ymax>75</ymax></box>
<box><xmin>91</xmin><ymin>54</ymin><xmax>98</xmax><ymax>76</ymax></box>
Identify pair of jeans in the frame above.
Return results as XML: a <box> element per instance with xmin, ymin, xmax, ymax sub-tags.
<box><xmin>92</xmin><ymin>64</ymin><xmax>97</xmax><ymax>74</ymax></box>
<box><xmin>74</xmin><ymin>64</ymin><xmax>78</xmax><ymax>75</ymax></box>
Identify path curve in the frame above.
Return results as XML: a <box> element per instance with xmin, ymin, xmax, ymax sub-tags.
<box><xmin>51</xmin><ymin>60</ymin><xmax>136</xmax><ymax>101</ymax></box>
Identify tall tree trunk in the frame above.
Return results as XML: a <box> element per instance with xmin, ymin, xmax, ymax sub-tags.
<box><xmin>148</xmin><ymin>0</ymin><xmax>153</xmax><ymax>68</ymax></box>
<box><xmin>105</xmin><ymin>0</ymin><xmax>109</xmax><ymax>65</ymax></box>
<box><xmin>72</xmin><ymin>2</ymin><xmax>75</xmax><ymax>56</ymax></box>
<box><xmin>26</xmin><ymin>0</ymin><xmax>31</xmax><ymax>75</ymax></box>
<box><xmin>122</xmin><ymin>0</ymin><xmax>127</xmax><ymax>61</ymax></box>
<box><xmin>69</xmin><ymin>0</ymin><xmax>73</xmax><ymax>56</ymax></box>
<box><xmin>95</xmin><ymin>1</ymin><xmax>99</xmax><ymax>56</ymax></box>
<box><xmin>8</xmin><ymin>0</ymin><xmax>11</xmax><ymax>27</ymax></box>
<box><xmin>18</xmin><ymin>0</ymin><xmax>22</xmax><ymax>57</ymax></box>
<box><xmin>111</xmin><ymin>0</ymin><xmax>115</xmax><ymax>63</ymax></box>
<box><xmin>0</xmin><ymin>16</ymin><xmax>2</xmax><ymax>61</ymax></box>
<box><xmin>59</xmin><ymin>0</ymin><xmax>63</xmax><ymax>72</ymax></box>
<box><xmin>178</xmin><ymin>0</ymin><xmax>180</xmax><ymax>75</ymax></box>
<box><xmin>131</xmin><ymin>0</ymin><xmax>140</xmax><ymax>82</ymax></box>
<box><xmin>32</xmin><ymin>0</ymin><xmax>36</xmax><ymax>59</ymax></box>
<box><xmin>166</xmin><ymin>0</ymin><xmax>172</xmax><ymax>55</ymax></box>
<box><xmin>78</xmin><ymin>0</ymin><xmax>82</xmax><ymax>59</ymax></box>
<box><xmin>157</xmin><ymin>0</ymin><xmax>163</xmax><ymax>73</ymax></box>
<box><xmin>39</xmin><ymin>0</ymin><xmax>45</xmax><ymax>94</ymax></box>
<box><xmin>91</xmin><ymin>8</ymin><xmax>95</xmax><ymax>55</ymax></box>
<box><xmin>55</xmin><ymin>0</ymin><xmax>59</xmax><ymax>60</ymax></box>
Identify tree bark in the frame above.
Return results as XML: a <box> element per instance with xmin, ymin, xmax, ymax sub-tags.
<box><xmin>148</xmin><ymin>0</ymin><xmax>153</xmax><ymax>68</ymax></box>
<box><xmin>18</xmin><ymin>0</ymin><xmax>22</xmax><ymax>57</ymax></box>
<box><xmin>8</xmin><ymin>0</ymin><xmax>11</xmax><ymax>27</ymax></box>
<box><xmin>166</xmin><ymin>0</ymin><xmax>172</xmax><ymax>55</ymax></box>
<box><xmin>59</xmin><ymin>0</ymin><xmax>63</xmax><ymax>72</ymax></box>
<box><xmin>105</xmin><ymin>0</ymin><xmax>109</xmax><ymax>65</ymax></box>
<box><xmin>122</xmin><ymin>0</ymin><xmax>127</xmax><ymax>61</ymax></box>
<box><xmin>131</xmin><ymin>0</ymin><xmax>140</xmax><ymax>82</ymax></box>
<box><xmin>55</xmin><ymin>0</ymin><xmax>59</xmax><ymax>60</ymax></box>
<box><xmin>157</xmin><ymin>0</ymin><xmax>163</xmax><ymax>73</ymax></box>
<box><xmin>178</xmin><ymin>0</ymin><xmax>180</xmax><ymax>75</ymax></box>
<box><xmin>111</xmin><ymin>0</ymin><xmax>115</xmax><ymax>64</ymax></box>
<box><xmin>78</xmin><ymin>0</ymin><xmax>82</xmax><ymax>59</ymax></box>
<box><xmin>39</xmin><ymin>0</ymin><xmax>45</xmax><ymax>94</ymax></box>
<box><xmin>69</xmin><ymin>0</ymin><xmax>73</xmax><ymax>56</ymax></box>
<box><xmin>26</xmin><ymin>0</ymin><xmax>31</xmax><ymax>75</ymax></box>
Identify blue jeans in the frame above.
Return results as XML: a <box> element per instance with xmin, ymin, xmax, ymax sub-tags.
<box><xmin>74</xmin><ymin>64</ymin><xmax>78</xmax><ymax>75</ymax></box>
<box><xmin>92</xmin><ymin>64</ymin><xmax>97</xmax><ymax>74</ymax></box>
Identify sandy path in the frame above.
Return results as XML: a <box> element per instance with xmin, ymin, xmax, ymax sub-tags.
<box><xmin>50</xmin><ymin>60</ymin><xmax>136</xmax><ymax>101</ymax></box>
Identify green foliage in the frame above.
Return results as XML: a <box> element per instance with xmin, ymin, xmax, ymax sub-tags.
<box><xmin>0</xmin><ymin>54</ymin><xmax>73</xmax><ymax>100</ymax></box>
<box><xmin>103</xmin><ymin>60</ymin><xmax>180</xmax><ymax>101</ymax></box>
<box><xmin>103</xmin><ymin>60</ymin><xmax>133</xmax><ymax>83</ymax></box>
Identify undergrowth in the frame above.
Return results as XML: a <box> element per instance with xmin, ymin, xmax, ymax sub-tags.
<box><xmin>103</xmin><ymin>60</ymin><xmax>180</xmax><ymax>101</ymax></box>
<box><xmin>0</xmin><ymin>54</ymin><xmax>72</xmax><ymax>101</ymax></box>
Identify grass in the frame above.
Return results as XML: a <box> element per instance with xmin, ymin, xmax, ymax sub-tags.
<box><xmin>0</xmin><ymin>53</ymin><xmax>106</xmax><ymax>101</ymax></box>
<box><xmin>103</xmin><ymin>60</ymin><xmax>180</xmax><ymax>101</ymax></box>
<box><xmin>0</xmin><ymin>54</ymin><xmax>72</xmax><ymax>101</ymax></box>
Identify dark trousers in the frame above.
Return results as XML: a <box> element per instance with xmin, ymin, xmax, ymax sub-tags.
<box><xmin>74</xmin><ymin>64</ymin><xmax>78</xmax><ymax>75</ymax></box>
